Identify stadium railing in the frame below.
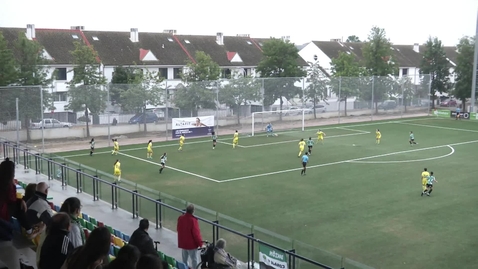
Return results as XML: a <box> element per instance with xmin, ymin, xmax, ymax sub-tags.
<box><xmin>1</xmin><ymin>139</ymin><xmax>375</xmax><ymax>269</ymax></box>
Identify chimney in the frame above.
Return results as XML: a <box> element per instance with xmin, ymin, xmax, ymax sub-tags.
<box><xmin>70</xmin><ymin>26</ymin><xmax>85</xmax><ymax>30</ymax></box>
<box><xmin>130</xmin><ymin>28</ymin><xmax>139</xmax><ymax>43</ymax></box>
<box><xmin>216</xmin><ymin>32</ymin><xmax>224</xmax><ymax>45</ymax></box>
<box><xmin>163</xmin><ymin>29</ymin><xmax>177</xmax><ymax>35</ymax></box>
<box><xmin>26</xmin><ymin>24</ymin><xmax>35</xmax><ymax>40</ymax></box>
<box><xmin>413</xmin><ymin>43</ymin><xmax>419</xmax><ymax>53</ymax></box>
<box><xmin>281</xmin><ymin>36</ymin><xmax>290</xmax><ymax>42</ymax></box>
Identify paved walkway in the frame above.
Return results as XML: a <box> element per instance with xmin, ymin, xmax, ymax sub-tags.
<box><xmin>14</xmin><ymin>165</ymin><xmax>183</xmax><ymax>262</ymax></box>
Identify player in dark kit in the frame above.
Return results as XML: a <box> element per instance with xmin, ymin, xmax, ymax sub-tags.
<box><xmin>212</xmin><ymin>131</ymin><xmax>217</xmax><ymax>149</ymax></box>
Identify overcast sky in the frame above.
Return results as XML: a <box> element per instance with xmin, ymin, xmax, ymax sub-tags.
<box><xmin>0</xmin><ymin>0</ymin><xmax>476</xmax><ymax>46</ymax></box>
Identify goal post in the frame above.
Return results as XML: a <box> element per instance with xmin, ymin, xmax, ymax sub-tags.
<box><xmin>251</xmin><ymin>109</ymin><xmax>308</xmax><ymax>136</ymax></box>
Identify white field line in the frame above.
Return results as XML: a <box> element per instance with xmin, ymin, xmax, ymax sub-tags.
<box><xmin>397</xmin><ymin>122</ymin><xmax>478</xmax><ymax>133</ymax></box>
<box><xmin>240</xmin><ymin>132</ymin><xmax>371</xmax><ymax>148</ymax></box>
<box><xmin>350</xmin><ymin>145</ymin><xmax>455</xmax><ymax>164</ymax></box>
<box><xmin>335</xmin><ymin>127</ymin><xmax>371</xmax><ymax>134</ymax></box>
<box><xmin>217</xmin><ymin>141</ymin><xmax>245</xmax><ymax>148</ymax></box>
<box><xmin>56</xmin><ymin>118</ymin><xmax>430</xmax><ymax>159</ymax></box>
<box><xmin>118</xmin><ymin>152</ymin><xmax>221</xmax><ymax>183</ymax></box>
<box><xmin>219</xmin><ymin>140</ymin><xmax>478</xmax><ymax>183</ymax></box>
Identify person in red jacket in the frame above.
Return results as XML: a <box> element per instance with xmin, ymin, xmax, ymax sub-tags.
<box><xmin>177</xmin><ymin>204</ymin><xmax>203</xmax><ymax>269</ymax></box>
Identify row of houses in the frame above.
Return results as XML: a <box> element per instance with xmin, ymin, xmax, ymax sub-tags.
<box><xmin>0</xmin><ymin>25</ymin><xmax>460</xmax><ymax>113</ymax></box>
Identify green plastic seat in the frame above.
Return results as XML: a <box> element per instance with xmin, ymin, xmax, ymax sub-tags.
<box><xmin>86</xmin><ymin>221</ymin><xmax>94</xmax><ymax>231</ymax></box>
<box><xmin>105</xmin><ymin>225</ymin><xmax>114</xmax><ymax>234</ymax></box>
<box><xmin>78</xmin><ymin>218</ymin><xmax>86</xmax><ymax>228</ymax></box>
<box><xmin>89</xmin><ymin>217</ymin><xmax>97</xmax><ymax>225</ymax></box>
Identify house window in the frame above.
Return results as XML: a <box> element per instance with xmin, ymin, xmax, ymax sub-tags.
<box><xmin>56</xmin><ymin>68</ymin><xmax>67</xmax><ymax>80</ymax></box>
<box><xmin>221</xmin><ymin>69</ymin><xmax>231</xmax><ymax>79</ymax></box>
<box><xmin>243</xmin><ymin>68</ymin><xmax>251</xmax><ymax>77</ymax></box>
<box><xmin>55</xmin><ymin>92</ymin><xmax>68</xmax><ymax>102</ymax></box>
<box><xmin>402</xmin><ymin>68</ymin><xmax>408</xmax><ymax>76</ymax></box>
<box><xmin>159</xmin><ymin>68</ymin><xmax>168</xmax><ymax>79</ymax></box>
<box><xmin>173</xmin><ymin>68</ymin><xmax>182</xmax><ymax>79</ymax></box>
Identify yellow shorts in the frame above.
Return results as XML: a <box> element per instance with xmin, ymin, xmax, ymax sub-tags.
<box><xmin>179</xmin><ymin>142</ymin><xmax>184</xmax><ymax>147</ymax></box>
<box><xmin>318</xmin><ymin>137</ymin><xmax>323</xmax><ymax>141</ymax></box>
<box><xmin>147</xmin><ymin>149</ymin><xmax>153</xmax><ymax>153</ymax></box>
<box><xmin>422</xmin><ymin>178</ymin><xmax>427</xmax><ymax>186</ymax></box>
<box><xmin>233</xmin><ymin>139</ymin><xmax>238</xmax><ymax>144</ymax></box>
<box><xmin>299</xmin><ymin>147</ymin><xmax>304</xmax><ymax>152</ymax></box>
<box><xmin>114</xmin><ymin>170</ymin><xmax>121</xmax><ymax>176</ymax></box>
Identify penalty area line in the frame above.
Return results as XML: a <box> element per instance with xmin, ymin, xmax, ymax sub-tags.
<box><xmin>240</xmin><ymin>132</ymin><xmax>371</xmax><ymax>148</ymax></box>
<box><xmin>118</xmin><ymin>152</ymin><xmax>221</xmax><ymax>183</ymax></box>
<box><xmin>220</xmin><ymin>140</ymin><xmax>478</xmax><ymax>183</ymax></box>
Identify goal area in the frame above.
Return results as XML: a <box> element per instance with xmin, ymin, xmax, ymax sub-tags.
<box><xmin>251</xmin><ymin>109</ymin><xmax>309</xmax><ymax>136</ymax></box>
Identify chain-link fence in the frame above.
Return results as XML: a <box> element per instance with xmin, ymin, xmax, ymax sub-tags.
<box><xmin>0</xmin><ymin>75</ymin><xmax>434</xmax><ymax>146</ymax></box>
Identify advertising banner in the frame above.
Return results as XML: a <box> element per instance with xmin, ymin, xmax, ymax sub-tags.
<box><xmin>471</xmin><ymin>112</ymin><xmax>477</xmax><ymax>120</ymax></box>
<box><xmin>259</xmin><ymin>244</ymin><xmax>288</xmax><ymax>269</ymax></box>
<box><xmin>171</xmin><ymin>116</ymin><xmax>215</xmax><ymax>138</ymax></box>
<box><xmin>450</xmin><ymin>111</ymin><xmax>471</xmax><ymax>120</ymax></box>
<box><xmin>433</xmin><ymin>109</ymin><xmax>451</xmax><ymax>118</ymax></box>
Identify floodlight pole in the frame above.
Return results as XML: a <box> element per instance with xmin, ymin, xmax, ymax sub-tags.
<box><xmin>470</xmin><ymin>8</ymin><xmax>478</xmax><ymax>112</ymax></box>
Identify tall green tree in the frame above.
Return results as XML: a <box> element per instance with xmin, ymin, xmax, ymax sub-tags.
<box><xmin>330</xmin><ymin>51</ymin><xmax>362</xmax><ymax>115</ymax></box>
<box><xmin>174</xmin><ymin>51</ymin><xmax>220</xmax><ymax>115</ymax></box>
<box><xmin>419</xmin><ymin>37</ymin><xmax>450</xmax><ymax>108</ymax></box>
<box><xmin>109</xmin><ymin>66</ymin><xmax>141</xmax><ymax>105</ymax></box>
<box><xmin>66</xmin><ymin>41</ymin><xmax>107</xmax><ymax>137</ymax></box>
<box><xmin>219</xmin><ymin>76</ymin><xmax>261</xmax><ymax>124</ymax></box>
<box><xmin>346</xmin><ymin>35</ymin><xmax>361</xmax><ymax>43</ymax></box>
<box><xmin>0</xmin><ymin>31</ymin><xmax>19</xmax><ymax>126</ymax></box>
<box><xmin>362</xmin><ymin>27</ymin><xmax>398</xmax><ymax>112</ymax></box>
<box><xmin>305</xmin><ymin>62</ymin><xmax>329</xmax><ymax>119</ymax></box>
<box><xmin>453</xmin><ymin>36</ymin><xmax>475</xmax><ymax>110</ymax></box>
<box><xmin>10</xmin><ymin>33</ymin><xmax>53</xmax><ymax>142</ymax></box>
<box><xmin>256</xmin><ymin>38</ymin><xmax>306</xmax><ymax>118</ymax></box>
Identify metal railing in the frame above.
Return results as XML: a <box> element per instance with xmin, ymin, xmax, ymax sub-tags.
<box><xmin>1</xmin><ymin>139</ymin><xmax>375</xmax><ymax>269</ymax></box>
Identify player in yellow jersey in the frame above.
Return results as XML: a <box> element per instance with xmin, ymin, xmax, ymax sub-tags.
<box><xmin>147</xmin><ymin>140</ymin><xmax>153</xmax><ymax>159</ymax></box>
<box><xmin>316</xmin><ymin>130</ymin><xmax>325</xmax><ymax>144</ymax></box>
<box><xmin>375</xmin><ymin>129</ymin><xmax>381</xmax><ymax>144</ymax></box>
<box><xmin>178</xmin><ymin>135</ymin><xmax>185</xmax><ymax>151</ymax></box>
<box><xmin>420</xmin><ymin>168</ymin><xmax>430</xmax><ymax>196</ymax></box>
<box><xmin>298</xmin><ymin>138</ymin><xmax>306</xmax><ymax>157</ymax></box>
<box><xmin>232</xmin><ymin>130</ymin><xmax>239</xmax><ymax>149</ymax></box>
<box><xmin>111</xmin><ymin>139</ymin><xmax>119</xmax><ymax>155</ymax></box>
<box><xmin>113</xmin><ymin>159</ymin><xmax>121</xmax><ymax>182</ymax></box>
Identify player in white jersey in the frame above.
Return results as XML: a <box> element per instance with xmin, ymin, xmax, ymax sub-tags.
<box><xmin>159</xmin><ymin>153</ymin><xmax>167</xmax><ymax>174</ymax></box>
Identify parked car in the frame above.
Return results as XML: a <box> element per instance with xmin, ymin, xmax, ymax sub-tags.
<box><xmin>440</xmin><ymin>99</ymin><xmax>457</xmax><ymax>107</ymax></box>
<box><xmin>311</xmin><ymin>104</ymin><xmax>327</xmax><ymax>113</ymax></box>
<box><xmin>378</xmin><ymin>100</ymin><xmax>397</xmax><ymax>110</ymax></box>
<box><xmin>31</xmin><ymin>118</ymin><xmax>72</xmax><ymax>129</ymax></box>
<box><xmin>128</xmin><ymin>112</ymin><xmax>159</xmax><ymax>124</ymax></box>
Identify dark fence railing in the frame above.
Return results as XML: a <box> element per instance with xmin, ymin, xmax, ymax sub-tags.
<box><xmin>1</xmin><ymin>139</ymin><xmax>375</xmax><ymax>269</ymax></box>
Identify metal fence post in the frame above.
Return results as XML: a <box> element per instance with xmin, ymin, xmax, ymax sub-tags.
<box><xmin>34</xmin><ymin>153</ymin><xmax>40</xmax><ymax>174</ymax></box>
<box><xmin>47</xmin><ymin>158</ymin><xmax>53</xmax><ymax>180</ymax></box>
<box><xmin>132</xmin><ymin>190</ymin><xmax>139</xmax><ymax>219</ymax></box>
<box><xmin>111</xmin><ymin>182</ymin><xmax>118</xmax><ymax>209</ymax></box>
<box><xmin>247</xmin><ymin>233</ymin><xmax>255</xmax><ymax>269</ymax></box>
<box><xmin>23</xmin><ymin>149</ymin><xmax>29</xmax><ymax>172</ymax></box>
<box><xmin>288</xmin><ymin>249</ymin><xmax>296</xmax><ymax>269</ymax></box>
<box><xmin>212</xmin><ymin>220</ymin><xmax>219</xmax><ymax>244</ymax></box>
<box><xmin>76</xmin><ymin>169</ymin><xmax>82</xmax><ymax>193</ymax></box>
<box><xmin>93</xmin><ymin>175</ymin><xmax>99</xmax><ymax>201</ymax></box>
<box><xmin>155</xmin><ymin>199</ymin><xmax>162</xmax><ymax>229</ymax></box>
<box><xmin>61</xmin><ymin>163</ymin><xmax>67</xmax><ymax>187</ymax></box>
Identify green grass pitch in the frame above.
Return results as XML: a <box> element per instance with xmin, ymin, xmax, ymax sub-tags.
<box><xmin>55</xmin><ymin>117</ymin><xmax>478</xmax><ymax>269</ymax></box>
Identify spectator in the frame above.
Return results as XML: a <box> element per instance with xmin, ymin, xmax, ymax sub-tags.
<box><xmin>213</xmin><ymin>239</ymin><xmax>237</xmax><ymax>269</ymax></box>
<box><xmin>0</xmin><ymin>158</ymin><xmax>39</xmax><ymax>241</ymax></box>
<box><xmin>39</xmin><ymin>212</ymin><xmax>74</xmax><ymax>269</ymax></box>
<box><xmin>105</xmin><ymin>244</ymin><xmax>141</xmax><ymax>269</ymax></box>
<box><xmin>136</xmin><ymin>254</ymin><xmax>163</xmax><ymax>269</ymax></box>
<box><xmin>128</xmin><ymin>218</ymin><xmax>157</xmax><ymax>256</ymax></box>
<box><xmin>62</xmin><ymin>226</ymin><xmax>111</xmax><ymax>269</ymax></box>
<box><xmin>23</xmin><ymin>183</ymin><xmax>37</xmax><ymax>202</ymax></box>
<box><xmin>177</xmin><ymin>204</ymin><xmax>203</xmax><ymax>269</ymax></box>
<box><xmin>26</xmin><ymin>182</ymin><xmax>53</xmax><ymax>227</ymax></box>
<box><xmin>59</xmin><ymin>197</ymin><xmax>85</xmax><ymax>248</ymax></box>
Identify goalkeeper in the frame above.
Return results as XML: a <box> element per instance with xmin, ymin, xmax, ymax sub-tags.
<box><xmin>266</xmin><ymin>123</ymin><xmax>276</xmax><ymax>137</ymax></box>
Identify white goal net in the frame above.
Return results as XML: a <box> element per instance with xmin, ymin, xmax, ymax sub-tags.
<box><xmin>251</xmin><ymin>109</ymin><xmax>310</xmax><ymax>136</ymax></box>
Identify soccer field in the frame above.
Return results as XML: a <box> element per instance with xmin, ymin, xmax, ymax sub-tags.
<box><xmin>55</xmin><ymin>117</ymin><xmax>478</xmax><ymax>269</ymax></box>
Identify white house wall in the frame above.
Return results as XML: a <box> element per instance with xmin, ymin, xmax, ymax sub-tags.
<box><xmin>298</xmin><ymin>43</ymin><xmax>332</xmax><ymax>71</ymax></box>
